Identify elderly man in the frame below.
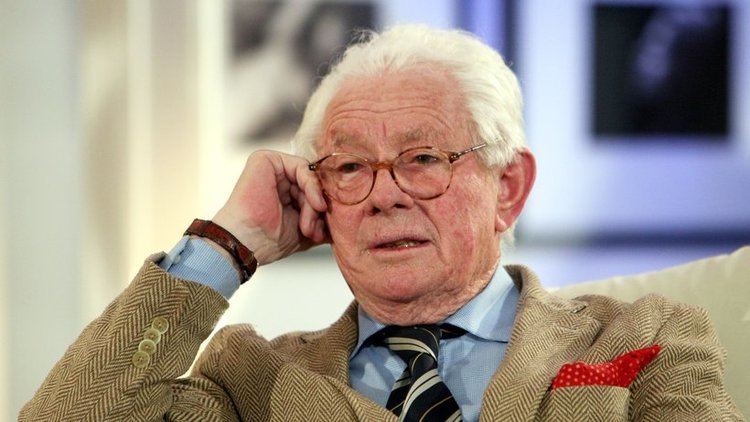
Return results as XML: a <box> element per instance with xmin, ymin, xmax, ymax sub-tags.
<box><xmin>22</xmin><ymin>25</ymin><xmax>741</xmax><ymax>421</ymax></box>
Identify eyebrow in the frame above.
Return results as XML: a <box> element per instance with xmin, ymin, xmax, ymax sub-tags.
<box><xmin>395</xmin><ymin>128</ymin><xmax>432</xmax><ymax>145</ymax></box>
<box><xmin>331</xmin><ymin>132</ymin><xmax>359</xmax><ymax>149</ymax></box>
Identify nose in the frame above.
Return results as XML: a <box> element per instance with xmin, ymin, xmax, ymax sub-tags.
<box><xmin>365</xmin><ymin>168</ymin><xmax>414</xmax><ymax>215</ymax></box>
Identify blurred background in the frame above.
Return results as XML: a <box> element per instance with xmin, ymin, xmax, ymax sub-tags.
<box><xmin>1</xmin><ymin>0</ymin><xmax>749</xmax><ymax>419</ymax></box>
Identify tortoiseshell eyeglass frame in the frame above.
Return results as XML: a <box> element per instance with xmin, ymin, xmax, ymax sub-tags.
<box><xmin>308</xmin><ymin>142</ymin><xmax>487</xmax><ymax>205</ymax></box>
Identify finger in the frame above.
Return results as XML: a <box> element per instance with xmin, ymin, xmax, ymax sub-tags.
<box><xmin>293</xmin><ymin>183</ymin><xmax>328</xmax><ymax>243</ymax></box>
<box><xmin>291</xmin><ymin>186</ymin><xmax>311</xmax><ymax>236</ymax></box>
<box><xmin>300</xmin><ymin>169</ymin><xmax>328</xmax><ymax>213</ymax></box>
<box><xmin>298</xmin><ymin>194</ymin><xmax>318</xmax><ymax>239</ymax></box>
<box><xmin>269</xmin><ymin>152</ymin><xmax>328</xmax><ymax>213</ymax></box>
<box><xmin>293</xmin><ymin>164</ymin><xmax>327</xmax><ymax>213</ymax></box>
<box><xmin>283</xmin><ymin>154</ymin><xmax>327</xmax><ymax>213</ymax></box>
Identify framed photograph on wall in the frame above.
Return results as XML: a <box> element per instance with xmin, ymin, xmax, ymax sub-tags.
<box><xmin>592</xmin><ymin>3</ymin><xmax>730</xmax><ymax>139</ymax></box>
<box><xmin>514</xmin><ymin>0</ymin><xmax>750</xmax><ymax>244</ymax></box>
<box><xmin>227</xmin><ymin>0</ymin><xmax>376</xmax><ymax>149</ymax></box>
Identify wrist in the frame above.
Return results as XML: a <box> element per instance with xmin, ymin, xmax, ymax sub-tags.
<box><xmin>212</xmin><ymin>210</ymin><xmax>275</xmax><ymax>265</ymax></box>
<box><xmin>184</xmin><ymin>219</ymin><xmax>258</xmax><ymax>282</ymax></box>
<box><xmin>212</xmin><ymin>209</ymin><xmax>254</xmax><ymax>247</ymax></box>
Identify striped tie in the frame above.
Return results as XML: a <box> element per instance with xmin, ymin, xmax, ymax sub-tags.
<box><xmin>376</xmin><ymin>324</ymin><xmax>465</xmax><ymax>422</ymax></box>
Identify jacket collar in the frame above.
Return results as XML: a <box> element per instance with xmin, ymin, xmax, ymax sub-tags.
<box><xmin>297</xmin><ymin>301</ymin><xmax>359</xmax><ymax>383</ymax></box>
<box><xmin>296</xmin><ymin>302</ymin><xmax>397</xmax><ymax>420</ymax></box>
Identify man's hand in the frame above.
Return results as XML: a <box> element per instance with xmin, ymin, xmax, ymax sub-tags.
<box><xmin>212</xmin><ymin>150</ymin><xmax>329</xmax><ymax>266</ymax></box>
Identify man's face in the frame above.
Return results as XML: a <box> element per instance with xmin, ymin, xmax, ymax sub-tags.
<box><xmin>318</xmin><ymin>68</ymin><xmax>503</xmax><ymax>324</ymax></box>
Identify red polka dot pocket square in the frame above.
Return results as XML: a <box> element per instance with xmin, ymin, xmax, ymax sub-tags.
<box><xmin>551</xmin><ymin>345</ymin><xmax>661</xmax><ymax>389</ymax></box>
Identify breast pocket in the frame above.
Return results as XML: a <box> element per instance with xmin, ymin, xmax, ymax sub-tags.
<box><xmin>537</xmin><ymin>385</ymin><xmax>630</xmax><ymax>421</ymax></box>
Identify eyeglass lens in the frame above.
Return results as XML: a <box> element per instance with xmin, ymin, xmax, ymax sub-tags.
<box><xmin>316</xmin><ymin>148</ymin><xmax>453</xmax><ymax>204</ymax></box>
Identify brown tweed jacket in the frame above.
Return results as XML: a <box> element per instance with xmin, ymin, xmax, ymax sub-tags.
<box><xmin>20</xmin><ymin>253</ymin><xmax>743</xmax><ymax>421</ymax></box>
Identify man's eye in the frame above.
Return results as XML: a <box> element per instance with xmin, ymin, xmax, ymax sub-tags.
<box><xmin>412</xmin><ymin>154</ymin><xmax>440</xmax><ymax>164</ymax></box>
<box><xmin>337</xmin><ymin>162</ymin><xmax>363</xmax><ymax>173</ymax></box>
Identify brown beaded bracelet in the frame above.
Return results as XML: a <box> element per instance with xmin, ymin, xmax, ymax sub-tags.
<box><xmin>184</xmin><ymin>219</ymin><xmax>257</xmax><ymax>283</ymax></box>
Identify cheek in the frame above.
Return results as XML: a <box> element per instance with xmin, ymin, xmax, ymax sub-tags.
<box><xmin>326</xmin><ymin>205</ymin><xmax>360</xmax><ymax>247</ymax></box>
<box><xmin>435</xmin><ymin>179</ymin><xmax>497</xmax><ymax>254</ymax></box>
<box><xmin>442</xmin><ymin>202</ymin><xmax>475</xmax><ymax>243</ymax></box>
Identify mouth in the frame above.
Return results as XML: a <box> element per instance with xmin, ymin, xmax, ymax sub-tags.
<box><xmin>372</xmin><ymin>238</ymin><xmax>429</xmax><ymax>251</ymax></box>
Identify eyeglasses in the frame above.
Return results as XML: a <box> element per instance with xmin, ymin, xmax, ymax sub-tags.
<box><xmin>308</xmin><ymin>143</ymin><xmax>487</xmax><ymax>205</ymax></box>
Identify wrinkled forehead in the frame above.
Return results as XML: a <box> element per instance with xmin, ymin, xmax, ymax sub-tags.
<box><xmin>329</xmin><ymin>127</ymin><xmax>443</xmax><ymax>151</ymax></box>
<box><xmin>316</xmin><ymin>69</ymin><xmax>471</xmax><ymax>155</ymax></box>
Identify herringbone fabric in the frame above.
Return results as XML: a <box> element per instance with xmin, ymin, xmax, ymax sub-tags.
<box><xmin>377</xmin><ymin>325</ymin><xmax>464</xmax><ymax>421</ymax></box>
<box><xmin>19</xmin><ymin>253</ymin><xmax>744</xmax><ymax>421</ymax></box>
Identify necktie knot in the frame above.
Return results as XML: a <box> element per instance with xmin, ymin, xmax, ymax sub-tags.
<box><xmin>378</xmin><ymin>325</ymin><xmax>441</xmax><ymax>363</ymax></box>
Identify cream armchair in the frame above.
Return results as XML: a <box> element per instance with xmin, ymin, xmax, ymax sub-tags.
<box><xmin>556</xmin><ymin>246</ymin><xmax>750</xmax><ymax>417</ymax></box>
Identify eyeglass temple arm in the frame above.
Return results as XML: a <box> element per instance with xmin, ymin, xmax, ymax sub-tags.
<box><xmin>448</xmin><ymin>142</ymin><xmax>487</xmax><ymax>162</ymax></box>
<box><xmin>308</xmin><ymin>157</ymin><xmax>325</xmax><ymax>171</ymax></box>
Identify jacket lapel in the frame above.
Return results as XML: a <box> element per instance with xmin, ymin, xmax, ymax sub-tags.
<box><xmin>480</xmin><ymin>264</ymin><xmax>602</xmax><ymax>422</ymax></box>
<box><xmin>296</xmin><ymin>302</ymin><xmax>397</xmax><ymax>421</ymax></box>
<box><xmin>297</xmin><ymin>302</ymin><xmax>359</xmax><ymax>383</ymax></box>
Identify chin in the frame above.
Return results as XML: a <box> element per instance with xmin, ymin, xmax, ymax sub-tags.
<box><xmin>363</xmin><ymin>282</ymin><xmax>419</xmax><ymax>302</ymax></box>
<box><xmin>350</xmin><ymin>271</ymin><xmax>462</xmax><ymax>324</ymax></box>
<box><xmin>368</xmin><ymin>275</ymin><xmax>436</xmax><ymax>304</ymax></box>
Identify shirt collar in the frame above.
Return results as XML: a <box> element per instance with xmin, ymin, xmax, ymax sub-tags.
<box><xmin>351</xmin><ymin>263</ymin><xmax>519</xmax><ymax>360</ymax></box>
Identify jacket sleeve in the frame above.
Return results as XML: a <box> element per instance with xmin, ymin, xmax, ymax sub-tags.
<box><xmin>630</xmin><ymin>300</ymin><xmax>745</xmax><ymax>421</ymax></box>
<box><xmin>19</xmin><ymin>253</ymin><xmax>237</xmax><ymax>421</ymax></box>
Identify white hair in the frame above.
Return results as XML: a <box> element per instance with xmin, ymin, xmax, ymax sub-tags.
<box><xmin>292</xmin><ymin>24</ymin><xmax>526</xmax><ymax>248</ymax></box>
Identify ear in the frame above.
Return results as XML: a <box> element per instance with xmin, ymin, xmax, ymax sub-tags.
<box><xmin>494</xmin><ymin>149</ymin><xmax>536</xmax><ymax>233</ymax></box>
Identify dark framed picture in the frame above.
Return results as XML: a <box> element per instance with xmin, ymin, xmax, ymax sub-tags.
<box><xmin>227</xmin><ymin>0</ymin><xmax>376</xmax><ymax>146</ymax></box>
<box><xmin>593</xmin><ymin>3</ymin><xmax>730</xmax><ymax>139</ymax></box>
<box><xmin>514</xmin><ymin>0</ymin><xmax>750</xmax><ymax>244</ymax></box>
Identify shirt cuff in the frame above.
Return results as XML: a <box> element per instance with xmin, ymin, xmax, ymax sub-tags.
<box><xmin>158</xmin><ymin>235</ymin><xmax>241</xmax><ymax>299</ymax></box>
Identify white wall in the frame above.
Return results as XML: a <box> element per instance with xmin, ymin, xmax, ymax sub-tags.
<box><xmin>0</xmin><ymin>2</ymin><xmax>84</xmax><ymax>420</ymax></box>
<box><xmin>0</xmin><ymin>29</ymin><xmax>9</xmax><ymax>422</ymax></box>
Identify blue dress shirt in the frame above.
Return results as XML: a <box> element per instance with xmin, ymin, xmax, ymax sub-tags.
<box><xmin>159</xmin><ymin>237</ymin><xmax>520</xmax><ymax>421</ymax></box>
<box><xmin>350</xmin><ymin>267</ymin><xmax>519</xmax><ymax>422</ymax></box>
<box><xmin>158</xmin><ymin>236</ymin><xmax>241</xmax><ymax>299</ymax></box>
